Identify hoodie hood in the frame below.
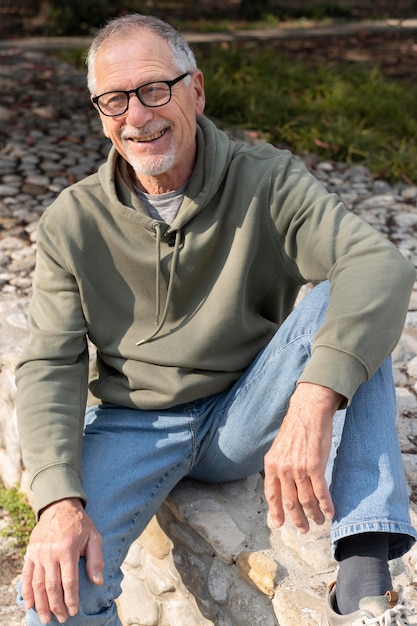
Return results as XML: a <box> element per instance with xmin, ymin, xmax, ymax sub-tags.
<box><xmin>171</xmin><ymin>114</ymin><xmax>237</xmax><ymax>229</ymax></box>
<box><xmin>97</xmin><ymin>114</ymin><xmax>238</xmax><ymax>234</ymax></box>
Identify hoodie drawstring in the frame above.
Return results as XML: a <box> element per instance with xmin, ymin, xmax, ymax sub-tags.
<box><xmin>136</xmin><ymin>223</ymin><xmax>182</xmax><ymax>346</ymax></box>
<box><xmin>154</xmin><ymin>221</ymin><xmax>162</xmax><ymax>325</ymax></box>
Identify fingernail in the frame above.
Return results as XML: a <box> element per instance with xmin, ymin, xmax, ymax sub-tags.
<box><xmin>93</xmin><ymin>572</ymin><xmax>103</xmax><ymax>585</ymax></box>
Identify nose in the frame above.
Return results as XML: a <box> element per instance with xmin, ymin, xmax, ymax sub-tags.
<box><xmin>125</xmin><ymin>92</ymin><xmax>154</xmax><ymax>126</ymax></box>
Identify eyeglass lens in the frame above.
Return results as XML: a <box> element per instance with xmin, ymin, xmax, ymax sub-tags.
<box><xmin>98</xmin><ymin>82</ymin><xmax>172</xmax><ymax>115</ymax></box>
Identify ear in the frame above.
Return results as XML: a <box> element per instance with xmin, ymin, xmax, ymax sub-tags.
<box><xmin>101</xmin><ymin>120</ymin><xmax>111</xmax><ymax>139</ymax></box>
<box><xmin>192</xmin><ymin>70</ymin><xmax>206</xmax><ymax>116</ymax></box>
<box><xmin>98</xmin><ymin>112</ymin><xmax>111</xmax><ymax>139</ymax></box>
<box><xmin>92</xmin><ymin>99</ymin><xmax>111</xmax><ymax>138</ymax></box>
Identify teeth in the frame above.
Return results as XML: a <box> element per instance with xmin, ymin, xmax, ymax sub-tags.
<box><xmin>129</xmin><ymin>129</ymin><xmax>166</xmax><ymax>142</ymax></box>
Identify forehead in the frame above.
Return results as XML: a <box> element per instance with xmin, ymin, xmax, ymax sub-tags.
<box><xmin>95</xmin><ymin>30</ymin><xmax>176</xmax><ymax>89</ymax></box>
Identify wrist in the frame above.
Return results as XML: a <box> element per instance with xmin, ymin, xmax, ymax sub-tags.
<box><xmin>39</xmin><ymin>497</ymin><xmax>85</xmax><ymax>518</ymax></box>
<box><xmin>295</xmin><ymin>382</ymin><xmax>345</xmax><ymax>414</ymax></box>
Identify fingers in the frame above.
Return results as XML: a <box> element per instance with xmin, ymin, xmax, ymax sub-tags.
<box><xmin>23</xmin><ymin>548</ymin><xmax>79</xmax><ymax>624</ymax></box>
<box><xmin>310</xmin><ymin>475</ymin><xmax>335</xmax><ymax>522</ymax></box>
<box><xmin>264</xmin><ymin>383</ymin><xmax>341</xmax><ymax>533</ymax></box>
<box><xmin>41</xmin><ymin>561</ymin><xmax>69</xmax><ymax>624</ymax></box>
<box><xmin>264</xmin><ymin>473</ymin><xmax>285</xmax><ymax>528</ymax></box>
<box><xmin>85</xmin><ymin>528</ymin><xmax>104</xmax><ymax>586</ymax></box>
<box><xmin>265</xmin><ymin>469</ymin><xmax>312</xmax><ymax>533</ymax></box>
<box><xmin>60</xmin><ymin>557</ymin><xmax>81</xmax><ymax>618</ymax></box>
<box><xmin>21</xmin><ymin>557</ymin><xmax>35</xmax><ymax>611</ymax></box>
<box><xmin>264</xmin><ymin>459</ymin><xmax>335</xmax><ymax>533</ymax></box>
<box><xmin>286</xmin><ymin>471</ymin><xmax>334</xmax><ymax>531</ymax></box>
<box><xmin>27</xmin><ymin>561</ymin><xmax>51</xmax><ymax>625</ymax></box>
<box><xmin>21</xmin><ymin>499</ymin><xmax>102</xmax><ymax>623</ymax></box>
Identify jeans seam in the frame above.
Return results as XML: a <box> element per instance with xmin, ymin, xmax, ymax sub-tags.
<box><xmin>112</xmin><ymin>455</ymin><xmax>192</xmax><ymax>574</ymax></box>
<box><xmin>223</xmin><ymin>332</ymin><xmax>312</xmax><ymax>410</ymax></box>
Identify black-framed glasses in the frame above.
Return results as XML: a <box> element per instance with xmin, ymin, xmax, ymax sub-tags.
<box><xmin>92</xmin><ymin>73</ymin><xmax>190</xmax><ymax>117</ymax></box>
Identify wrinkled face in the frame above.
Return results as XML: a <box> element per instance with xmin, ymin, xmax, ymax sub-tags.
<box><xmin>92</xmin><ymin>30</ymin><xmax>205</xmax><ymax>189</ymax></box>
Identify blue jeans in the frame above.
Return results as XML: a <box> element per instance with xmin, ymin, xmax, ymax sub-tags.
<box><xmin>21</xmin><ymin>282</ymin><xmax>417</xmax><ymax>625</ymax></box>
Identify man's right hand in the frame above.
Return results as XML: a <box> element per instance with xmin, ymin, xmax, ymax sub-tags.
<box><xmin>21</xmin><ymin>497</ymin><xmax>104</xmax><ymax>625</ymax></box>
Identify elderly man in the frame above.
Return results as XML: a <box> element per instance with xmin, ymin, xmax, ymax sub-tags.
<box><xmin>16</xmin><ymin>13</ymin><xmax>416</xmax><ymax>626</ymax></box>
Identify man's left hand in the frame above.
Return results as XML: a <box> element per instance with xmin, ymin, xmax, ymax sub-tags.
<box><xmin>264</xmin><ymin>382</ymin><xmax>344</xmax><ymax>533</ymax></box>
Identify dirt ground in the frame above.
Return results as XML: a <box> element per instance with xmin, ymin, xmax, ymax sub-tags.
<box><xmin>232</xmin><ymin>27</ymin><xmax>417</xmax><ymax>82</ymax></box>
<box><xmin>0</xmin><ymin>509</ymin><xmax>25</xmax><ymax>625</ymax></box>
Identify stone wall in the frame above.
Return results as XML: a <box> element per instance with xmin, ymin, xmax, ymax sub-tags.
<box><xmin>125</xmin><ymin>480</ymin><xmax>417</xmax><ymax>625</ymax></box>
<box><xmin>0</xmin><ymin>297</ymin><xmax>30</xmax><ymax>495</ymax></box>
<box><xmin>1</xmin><ymin>290</ymin><xmax>417</xmax><ymax>625</ymax></box>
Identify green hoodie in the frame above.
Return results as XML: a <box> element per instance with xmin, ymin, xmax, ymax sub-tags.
<box><xmin>16</xmin><ymin>115</ymin><xmax>415</xmax><ymax>513</ymax></box>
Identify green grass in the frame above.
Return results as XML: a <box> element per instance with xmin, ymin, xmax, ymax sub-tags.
<box><xmin>57</xmin><ymin>42</ymin><xmax>417</xmax><ymax>183</ymax></box>
<box><xmin>0</xmin><ymin>485</ymin><xmax>36</xmax><ymax>551</ymax></box>
<box><xmin>197</xmin><ymin>44</ymin><xmax>417</xmax><ymax>182</ymax></box>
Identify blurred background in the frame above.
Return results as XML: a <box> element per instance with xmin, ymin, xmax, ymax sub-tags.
<box><xmin>2</xmin><ymin>1</ymin><xmax>417</xmax><ymax>180</ymax></box>
<box><xmin>1</xmin><ymin>0</ymin><xmax>417</xmax><ymax>37</ymax></box>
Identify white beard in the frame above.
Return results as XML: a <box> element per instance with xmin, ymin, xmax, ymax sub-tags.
<box><xmin>124</xmin><ymin>140</ymin><xmax>176</xmax><ymax>177</ymax></box>
<box><xmin>121</xmin><ymin>122</ymin><xmax>176</xmax><ymax>177</ymax></box>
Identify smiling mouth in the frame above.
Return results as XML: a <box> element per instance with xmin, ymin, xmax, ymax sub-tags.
<box><xmin>127</xmin><ymin>128</ymin><xmax>168</xmax><ymax>143</ymax></box>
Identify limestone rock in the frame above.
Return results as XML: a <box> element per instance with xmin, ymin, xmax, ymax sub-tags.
<box><xmin>140</xmin><ymin>516</ymin><xmax>174</xmax><ymax>560</ymax></box>
<box><xmin>236</xmin><ymin>551</ymin><xmax>278</xmax><ymax>596</ymax></box>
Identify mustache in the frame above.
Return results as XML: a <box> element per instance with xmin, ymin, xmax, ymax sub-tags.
<box><xmin>120</xmin><ymin>122</ymin><xmax>172</xmax><ymax>140</ymax></box>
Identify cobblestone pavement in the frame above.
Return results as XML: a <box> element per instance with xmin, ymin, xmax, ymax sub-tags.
<box><xmin>0</xmin><ymin>43</ymin><xmax>416</xmax><ymax>625</ymax></box>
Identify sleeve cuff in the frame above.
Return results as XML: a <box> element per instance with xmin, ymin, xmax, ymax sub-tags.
<box><xmin>31</xmin><ymin>463</ymin><xmax>87</xmax><ymax>518</ymax></box>
<box><xmin>298</xmin><ymin>345</ymin><xmax>369</xmax><ymax>407</ymax></box>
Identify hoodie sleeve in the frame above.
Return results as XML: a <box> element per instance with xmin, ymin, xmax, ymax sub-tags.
<box><xmin>15</xmin><ymin>204</ymin><xmax>89</xmax><ymax>516</ymax></box>
<box><xmin>269</xmin><ymin>153</ymin><xmax>416</xmax><ymax>404</ymax></box>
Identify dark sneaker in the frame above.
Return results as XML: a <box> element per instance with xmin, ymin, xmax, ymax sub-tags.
<box><xmin>321</xmin><ymin>582</ymin><xmax>413</xmax><ymax>625</ymax></box>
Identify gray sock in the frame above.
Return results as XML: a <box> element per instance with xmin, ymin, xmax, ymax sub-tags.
<box><xmin>335</xmin><ymin>533</ymin><xmax>392</xmax><ymax>615</ymax></box>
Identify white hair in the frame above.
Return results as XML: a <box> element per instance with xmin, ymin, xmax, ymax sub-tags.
<box><xmin>86</xmin><ymin>14</ymin><xmax>198</xmax><ymax>95</ymax></box>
